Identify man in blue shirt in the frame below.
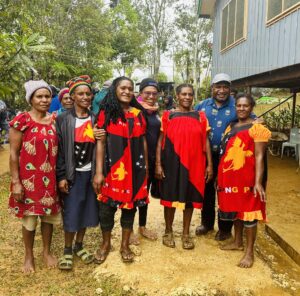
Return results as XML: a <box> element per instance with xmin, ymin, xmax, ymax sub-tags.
<box><xmin>195</xmin><ymin>73</ymin><xmax>235</xmax><ymax>241</ymax></box>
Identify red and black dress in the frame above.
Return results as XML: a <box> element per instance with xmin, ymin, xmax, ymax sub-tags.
<box><xmin>160</xmin><ymin>111</ymin><xmax>209</xmax><ymax>209</ymax></box>
<box><xmin>97</xmin><ymin>108</ymin><xmax>148</xmax><ymax>209</ymax></box>
<box><xmin>217</xmin><ymin>123</ymin><xmax>271</xmax><ymax>222</ymax></box>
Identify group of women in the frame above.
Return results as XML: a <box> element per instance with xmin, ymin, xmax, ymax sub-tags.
<box><xmin>8</xmin><ymin>75</ymin><xmax>270</xmax><ymax>273</ymax></box>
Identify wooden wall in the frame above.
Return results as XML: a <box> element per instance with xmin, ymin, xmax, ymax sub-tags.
<box><xmin>211</xmin><ymin>0</ymin><xmax>300</xmax><ymax>81</ymax></box>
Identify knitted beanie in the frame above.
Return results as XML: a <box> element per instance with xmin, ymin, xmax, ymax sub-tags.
<box><xmin>24</xmin><ymin>80</ymin><xmax>52</xmax><ymax>103</ymax></box>
<box><xmin>58</xmin><ymin>88</ymin><xmax>70</xmax><ymax>102</ymax></box>
<box><xmin>67</xmin><ymin>75</ymin><xmax>92</xmax><ymax>95</ymax></box>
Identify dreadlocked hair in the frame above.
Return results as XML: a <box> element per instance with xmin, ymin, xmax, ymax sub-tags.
<box><xmin>98</xmin><ymin>76</ymin><xmax>145</xmax><ymax>129</ymax></box>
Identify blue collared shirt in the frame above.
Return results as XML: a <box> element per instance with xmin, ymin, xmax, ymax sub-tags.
<box><xmin>195</xmin><ymin>97</ymin><xmax>237</xmax><ymax>152</ymax></box>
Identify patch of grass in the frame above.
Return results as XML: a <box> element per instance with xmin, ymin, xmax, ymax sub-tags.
<box><xmin>0</xmin><ymin>173</ymin><xmax>145</xmax><ymax>296</ymax></box>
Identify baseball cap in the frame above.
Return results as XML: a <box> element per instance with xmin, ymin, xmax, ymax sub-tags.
<box><xmin>211</xmin><ymin>73</ymin><xmax>231</xmax><ymax>85</ymax></box>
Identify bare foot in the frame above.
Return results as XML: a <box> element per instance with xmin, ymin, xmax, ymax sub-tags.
<box><xmin>238</xmin><ymin>253</ymin><xmax>254</xmax><ymax>268</ymax></box>
<box><xmin>139</xmin><ymin>226</ymin><xmax>158</xmax><ymax>240</ymax></box>
<box><xmin>220</xmin><ymin>241</ymin><xmax>244</xmax><ymax>251</ymax></box>
<box><xmin>43</xmin><ymin>252</ymin><xmax>58</xmax><ymax>269</ymax></box>
<box><xmin>23</xmin><ymin>256</ymin><xmax>35</xmax><ymax>273</ymax></box>
<box><xmin>129</xmin><ymin>231</ymin><xmax>140</xmax><ymax>245</ymax></box>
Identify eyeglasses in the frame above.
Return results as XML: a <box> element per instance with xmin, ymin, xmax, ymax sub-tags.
<box><xmin>143</xmin><ymin>91</ymin><xmax>158</xmax><ymax>97</ymax></box>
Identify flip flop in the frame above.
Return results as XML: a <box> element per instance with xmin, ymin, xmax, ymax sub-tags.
<box><xmin>94</xmin><ymin>248</ymin><xmax>110</xmax><ymax>265</ymax></box>
<box><xmin>74</xmin><ymin>248</ymin><xmax>94</xmax><ymax>264</ymax></box>
<box><xmin>58</xmin><ymin>254</ymin><xmax>73</xmax><ymax>270</ymax></box>
<box><xmin>120</xmin><ymin>249</ymin><xmax>134</xmax><ymax>263</ymax></box>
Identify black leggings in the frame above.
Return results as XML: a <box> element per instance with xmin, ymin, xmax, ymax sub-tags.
<box><xmin>99</xmin><ymin>202</ymin><xmax>136</xmax><ymax>232</ymax></box>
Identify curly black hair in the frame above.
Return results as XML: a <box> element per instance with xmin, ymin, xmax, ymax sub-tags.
<box><xmin>98</xmin><ymin>76</ymin><xmax>144</xmax><ymax>128</ymax></box>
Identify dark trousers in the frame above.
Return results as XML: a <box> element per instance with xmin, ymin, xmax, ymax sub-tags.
<box><xmin>137</xmin><ymin>160</ymin><xmax>160</xmax><ymax>227</ymax></box>
<box><xmin>201</xmin><ymin>152</ymin><xmax>233</xmax><ymax>233</ymax></box>
<box><xmin>99</xmin><ymin>202</ymin><xmax>136</xmax><ymax>232</ymax></box>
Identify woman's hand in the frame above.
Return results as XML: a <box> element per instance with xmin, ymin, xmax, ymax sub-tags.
<box><xmin>12</xmin><ymin>181</ymin><xmax>24</xmax><ymax>202</ymax></box>
<box><xmin>155</xmin><ymin>163</ymin><xmax>165</xmax><ymax>180</ymax></box>
<box><xmin>93</xmin><ymin>127</ymin><xmax>106</xmax><ymax>142</ymax></box>
<box><xmin>58</xmin><ymin>179</ymin><xmax>69</xmax><ymax>194</ymax></box>
<box><xmin>253</xmin><ymin>183</ymin><xmax>266</xmax><ymax>202</ymax></box>
<box><xmin>93</xmin><ymin>173</ymin><xmax>104</xmax><ymax>194</ymax></box>
<box><xmin>205</xmin><ymin>165</ymin><xmax>213</xmax><ymax>183</ymax></box>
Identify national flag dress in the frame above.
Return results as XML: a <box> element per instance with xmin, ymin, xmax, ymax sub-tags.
<box><xmin>217</xmin><ymin>123</ymin><xmax>271</xmax><ymax>222</ymax></box>
<box><xmin>96</xmin><ymin>108</ymin><xmax>148</xmax><ymax>209</ymax></box>
<box><xmin>160</xmin><ymin>111</ymin><xmax>209</xmax><ymax>210</ymax></box>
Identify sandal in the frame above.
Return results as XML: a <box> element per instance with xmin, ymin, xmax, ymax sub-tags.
<box><xmin>74</xmin><ymin>248</ymin><xmax>94</xmax><ymax>264</ymax></box>
<box><xmin>94</xmin><ymin>248</ymin><xmax>110</xmax><ymax>265</ymax></box>
<box><xmin>120</xmin><ymin>249</ymin><xmax>134</xmax><ymax>263</ymax></box>
<box><xmin>58</xmin><ymin>254</ymin><xmax>73</xmax><ymax>270</ymax></box>
<box><xmin>162</xmin><ymin>232</ymin><xmax>175</xmax><ymax>248</ymax></box>
<box><xmin>182</xmin><ymin>234</ymin><xmax>195</xmax><ymax>250</ymax></box>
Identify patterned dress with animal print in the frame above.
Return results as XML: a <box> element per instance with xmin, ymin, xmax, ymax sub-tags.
<box><xmin>9</xmin><ymin>112</ymin><xmax>61</xmax><ymax>218</ymax></box>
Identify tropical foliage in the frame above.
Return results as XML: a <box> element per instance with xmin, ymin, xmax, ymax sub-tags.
<box><xmin>0</xmin><ymin>0</ymin><xmax>213</xmax><ymax>108</ymax></box>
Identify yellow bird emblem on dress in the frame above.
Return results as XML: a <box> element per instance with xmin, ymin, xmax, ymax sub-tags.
<box><xmin>112</xmin><ymin>162</ymin><xmax>128</xmax><ymax>181</ymax></box>
<box><xmin>83</xmin><ymin>122</ymin><xmax>95</xmax><ymax>140</ymax></box>
<box><xmin>223</xmin><ymin>137</ymin><xmax>253</xmax><ymax>173</ymax></box>
<box><xmin>130</xmin><ymin>108</ymin><xmax>140</xmax><ymax>117</ymax></box>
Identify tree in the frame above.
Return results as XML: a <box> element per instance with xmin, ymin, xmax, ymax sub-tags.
<box><xmin>173</xmin><ymin>3</ymin><xmax>212</xmax><ymax>98</ymax></box>
<box><xmin>110</xmin><ymin>0</ymin><xmax>147</xmax><ymax>78</ymax></box>
<box><xmin>0</xmin><ymin>0</ymin><xmax>114</xmax><ymax>108</ymax></box>
<box><xmin>156</xmin><ymin>72</ymin><xmax>168</xmax><ymax>82</ymax></box>
<box><xmin>133</xmin><ymin>0</ymin><xmax>177</xmax><ymax>79</ymax></box>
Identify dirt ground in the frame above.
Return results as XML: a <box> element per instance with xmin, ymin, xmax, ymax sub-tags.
<box><xmin>0</xmin><ymin>146</ymin><xmax>299</xmax><ymax>296</ymax></box>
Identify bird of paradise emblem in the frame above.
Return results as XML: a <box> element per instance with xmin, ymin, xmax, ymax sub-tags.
<box><xmin>112</xmin><ymin>162</ymin><xmax>128</xmax><ymax>181</ymax></box>
<box><xmin>223</xmin><ymin>137</ymin><xmax>253</xmax><ymax>173</ymax></box>
<box><xmin>83</xmin><ymin>122</ymin><xmax>95</xmax><ymax>140</ymax></box>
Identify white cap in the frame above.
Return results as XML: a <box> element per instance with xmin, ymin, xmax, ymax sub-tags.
<box><xmin>211</xmin><ymin>73</ymin><xmax>231</xmax><ymax>85</ymax></box>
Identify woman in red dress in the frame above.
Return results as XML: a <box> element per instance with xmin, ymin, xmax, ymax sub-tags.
<box><xmin>9</xmin><ymin>80</ymin><xmax>61</xmax><ymax>273</ymax></box>
<box><xmin>155</xmin><ymin>84</ymin><xmax>213</xmax><ymax>249</ymax></box>
<box><xmin>217</xmin><ymin>93</ymin><xmax>271</xmax><ymax>268</ymax></box>
<box><xmin>93</xmin><ymin>76</ymin><xmax>148</xmax><ymax>263</ymax></box>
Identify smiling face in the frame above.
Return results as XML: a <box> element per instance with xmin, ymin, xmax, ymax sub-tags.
<box><xmin>30</xmin><ymin>88</ymin><xmax>52</xmax><ymax>113</ymax></box>
<box><xmin>236</xmin><ymin>97</ymin><xmax>253</xmax><ymax>120</ymax></box>
<box><xmin>176</xmin><ymin>86</ymin><xmax>194</xmax><ymax>111</ymax></box>
<box><xmin>212</xmin><ymin>82</ymin><xmax>230</xmax><ymax>104</ymax></box>
<box><xmin>61</xmin><ymin>93</ymin><xmax>74</xmax><ymax>109</ymax></box>
<box><xmin>116</xmin><ymin>79</ymin><xmax>134</xmax><ymax>105</ymax></box>
<box><xmin>71</xmin><ymin>85</ymin><xmax>92</xmax><ymax>110</ymax></box>
<box><xmin>140</xmin><ymin>86</ymin><xmax>158</xmax><ymax>106</ymax></box>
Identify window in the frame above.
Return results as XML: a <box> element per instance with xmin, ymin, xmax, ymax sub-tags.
<box><xmin>267</xmin><ymin>0</ymin><xmax>300</xmax><ymax>23</ymax></box>
<box><xmin>221</xmin><ymin>0</ymin><xmax>247</xmax><ymax>51</ymax></box>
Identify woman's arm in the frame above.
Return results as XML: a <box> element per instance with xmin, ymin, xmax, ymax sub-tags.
<box><xmin>205</xmin><ymin>135</ymin><xmax>213</xmax><ymax>183</ymax></box>
<box><xmin>155</xmin><ymin>132</ymin><xmax>165</xmax><ymax>180</ymax></box>
<box><xmin>254</xmin><ymin>142</ymin><xmax>268</xmax><ymax>202</ymax></box>
<box><xmin>9</xmin><ymin>128</ymin><xmax>24</xmax><ymax>201</ymax></box>
<box><xmin>55</xmin><ymin>119</ymin><xmax>69</xmax><ymax>194</ymax></box>
<box><xmin>93</xmin><ymin>139</ymin><xmax>105</xmax><ymax>194</ymax></box>
<box><xmin>93</xmin><ymin>127</ymin><xmax>106</xmax><ymax>142</ymax></box>
<box><xmin>143</xmin><ymin>136</ymin><xmax>149</xmax><ymax>179</ymax></box>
